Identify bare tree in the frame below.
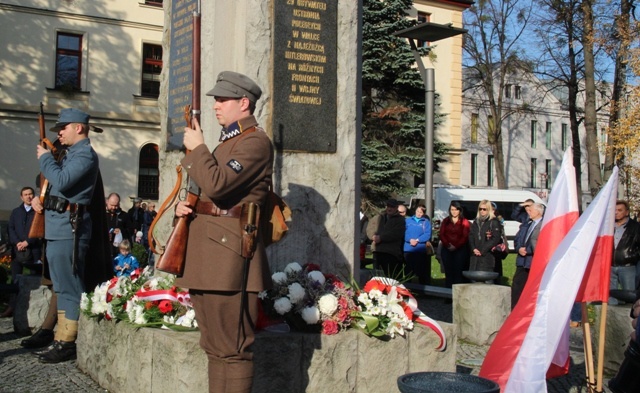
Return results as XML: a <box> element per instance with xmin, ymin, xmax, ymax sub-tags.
<box><xmin>463</xmin><ymin>0</ymin><xmax>534</xmax><ymax>189</ymax></box>
<box><xmin>603</xmin><ymin>0</ymin><xmax>635</xmax><ymax>181</ymax></box>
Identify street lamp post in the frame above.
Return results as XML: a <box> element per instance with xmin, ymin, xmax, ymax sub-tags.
<box><xmin>393</xmin><ymin>22</ymin><xmax>466</xmax><ymax>217</ymax></box>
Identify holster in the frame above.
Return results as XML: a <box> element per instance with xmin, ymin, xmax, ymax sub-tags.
<box><xmin>240</xmin><ymin>203</ymin><xmax>260</xmax><ymax>260</ymax></box>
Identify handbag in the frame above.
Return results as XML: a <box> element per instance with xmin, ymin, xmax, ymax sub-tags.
<box><xmin>425</xmin><ymin>241</ymin><xmax>435</xmax><ymax>256</ymax></box>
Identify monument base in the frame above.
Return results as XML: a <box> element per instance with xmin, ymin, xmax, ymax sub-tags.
<box><xmin>592</xmin><ymin>304</ymin><xmax>635</xmax><ymax>373</ymax></box>
<box><xmin>77</xmin><ymin>315</ymin><xmax>456</xmax><ymax>393</ymax></box>
<box><xmin>453</xmin><ymin>283</ymin><xmax>510</xmax><ymax>346</ymax></box>
<box><xmin>13</xmin><ymin>278</ymin><xmax>51</xmax><ymax>335</ymax></box>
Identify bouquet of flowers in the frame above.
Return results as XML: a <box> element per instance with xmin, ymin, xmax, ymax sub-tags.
<box><xmin>259</xmin><ymin>262</ymin><xmax>357</xmax><ymax>335</ymax></box>
<box><xmin>352</xmin><ymin>277</ymin><xmax>446</xmax><ymax>349</ymax></box>
<box><xmin>81</xmin><ymin>266</ymin><xmax>197</xmax><ymax>331</ymax></box>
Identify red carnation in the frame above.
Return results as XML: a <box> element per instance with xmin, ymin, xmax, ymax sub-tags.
<box><xmin>158</xmin><ymin>300</ymin><xmax>173</xmax><ymax>314</ymax></box>
<box><xmin>322</xmin><ymin>320</ymin><xmax>339</xmax><ymax>335</ymax></box>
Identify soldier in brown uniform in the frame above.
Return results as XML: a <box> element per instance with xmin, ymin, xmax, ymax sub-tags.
<box><xmin>175</xmin><ymin>71</ymin><xmax>273</xmax><ymax>393</ymax></box>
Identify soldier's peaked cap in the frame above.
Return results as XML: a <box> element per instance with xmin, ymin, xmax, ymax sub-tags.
<box><xmin>206</xmin><ymin>71</ymin><xmax>262</xmax><ymax>103</ymax></box>
<box><xmin>50</xmin><ymin>108</ymin><xmax>103</xmax><ymax>133</ymax></box>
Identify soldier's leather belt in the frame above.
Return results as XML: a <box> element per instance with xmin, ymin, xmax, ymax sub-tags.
<box><xmin>194</xmin><ymin>202</ymin><xmax>242</xmax><ymax>218</ymax></box>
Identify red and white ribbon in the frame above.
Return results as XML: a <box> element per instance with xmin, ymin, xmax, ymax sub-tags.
<box><xmin>364</xmin><ymin>277</ymin><xmax>447</xmax><ymax>351</ymax></box>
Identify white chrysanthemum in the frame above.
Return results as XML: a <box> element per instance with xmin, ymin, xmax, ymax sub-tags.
<box><xmin>369</xmin><ymin>305</ymin><xmax>383</xmax><ymax>316</ymax></box>
<box><xmin>106</xmin><ymin>303</ymin><xmax>115</xmax><ymax>319</ymax></box>
<box><xmin>307</xmin><ymin>270</ymin><xmax>325</xmax><ymax>285</ymax></box>
<box><xmin>126</xmin><ymin>300</ymin><xmax>137</xmax><ymax>321</ymax></box>
<box><xmin>368</xmin><ymin>289</ymin><xmax>383</xmax><ymax>300</ymax></box>
<box><xmin>80</xmin><ymin>293</ymin><xmax>89</xmax><ymax>311</ymax></box>
<box><xmin>134</xmin><ymin>312</ymin><xmax>148</xmax><ymax>325</ymax></box>
<box><xmin>258</xmin><ymin>290</ymin><xmax>268</xmax><ymax>300</ymax></box>
<box><xmin>300</xmin><ymin>306</ymin><xmax>320</xmax><ymax>324</ymax></box>
<box><xmin>318</xmin><ymin>294</ymin><xmax>338</xmax><ymax>315</ymax></box>
<box><xmin>271</xmin><ymin>272</ymin><xmax>288</xmax><ymax>285</ymax></box>
<box><xmin>284</xmin><ymin>262</ymin><xmax>302</xmax><ymax>274</ymax></box>
<box><xmin>90</xmin><ymin>288</ymin><xmax>108</xmax><ymax>314</ymax></box>
<box><xmin>274</xmin><ymin>297</ymin><xmax>293</xmax><ymax>315</ymax></box>
<box><xmin>357</xmin><ymin>293</ymin><xmax>372</xmax><ymax>306</ymax></box>
<box><xmin>163</xmin><ymin>315</ymin><xmax>176</xmax><ymax>324</ymax></box>
<box><xmin>287</xmin><ymin>282</ymin><xmax>305</xmax><ymax>304</ymax></box>
<box><xmin>180</xmin><ymin>309</ymin><xmax>197</xmax><ymax>327</ymax></box>
<box><xmin>148</xmin><ymin>278</ymin><xmax>160</xmax><ymax>290</ymax></box>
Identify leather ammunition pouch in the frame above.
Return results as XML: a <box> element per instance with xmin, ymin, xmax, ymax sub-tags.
<box><xmin>43</xmin><ymin>195</ymin><xmax>69</xmax><ymax>213</ymax></box>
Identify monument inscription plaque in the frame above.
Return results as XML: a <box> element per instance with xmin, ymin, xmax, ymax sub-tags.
<box><xmin>273</xmin><ymin>0</ymin><xmax>337</xmax><ymax>153</ymax></box>
<box><xmin>167</xmin><ymin>0</ymin><xmax>198</xmax><ymax>150</ymax></box>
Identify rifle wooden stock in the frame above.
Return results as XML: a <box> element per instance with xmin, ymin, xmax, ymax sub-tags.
<box><xmin>152</xmin><ymin>8</ymin><xmax>201</xmax><ymax>276</ymax></box>
<box><xmin>155</xmin><ymin>191</ymin><xmax>199</xmax><ymax>276</ymax></box>
<box><xmin>28</xmin><ymin>103</ymin><xmax>47</xmax><ymax>239</ymax></box>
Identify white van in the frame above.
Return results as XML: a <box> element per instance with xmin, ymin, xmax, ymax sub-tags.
<box><xmin>408</xmin><ymin>187</ymin><xmax>545</xmax><ymax>250</ymax></box>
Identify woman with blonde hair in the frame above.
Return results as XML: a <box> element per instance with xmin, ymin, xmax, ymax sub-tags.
<box><xmin>469</xmin><ymin>200</ymin><xmax>502</xmax><ymax>272</ymax></box>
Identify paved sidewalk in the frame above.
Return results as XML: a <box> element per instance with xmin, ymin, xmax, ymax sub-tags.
<box><xmin>0</xmin><ymin>297</ymin><xmax>616</xmax><ymax>392</ymax></box>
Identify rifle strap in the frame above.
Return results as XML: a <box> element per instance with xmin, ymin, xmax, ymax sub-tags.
<box><xmin>148</xmin><ymin>165</ymin><xmax>184</xmax><ymax>254</ymax></box>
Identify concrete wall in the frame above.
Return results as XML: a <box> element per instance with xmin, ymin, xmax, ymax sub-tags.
<box><xmin>77</xmin><ymin>315</ymin><xmax>457</xmax><ymax>393</ymax></box>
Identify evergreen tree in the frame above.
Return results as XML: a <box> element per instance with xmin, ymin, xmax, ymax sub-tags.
<box><xmin>361</xmin><ymin>0</ymin><xmax>447</xmax><ymax>212</ymax></box>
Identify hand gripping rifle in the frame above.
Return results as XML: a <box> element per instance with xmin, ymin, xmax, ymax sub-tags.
<box><xmin>29</xmin><ymin>103</ymin><xmax>58</xmax><ymax>239</ymax></box>
<box><xmin>152</xmin><ymin>7</ymin><xmax>201</xmax><ymax>276</ymax></box>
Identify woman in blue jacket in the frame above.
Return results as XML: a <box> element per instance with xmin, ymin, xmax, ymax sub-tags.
<box><xmin>404</xmin><ymin>205</ymin><xmax>432</xmax><ymax>284</ymax></box>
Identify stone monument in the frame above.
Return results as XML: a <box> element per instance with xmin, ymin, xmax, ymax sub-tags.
<box><xmin>158</xmin><ymin>0</ymin><xmax>360</xmax><ymax>280</ymax></box>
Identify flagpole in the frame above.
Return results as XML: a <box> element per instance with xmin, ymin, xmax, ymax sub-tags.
<box><xmin>596</xmin><ymin>303</ymin><xmax>608</xmax><ymax>392</ymax></box>
<box><xmin>581</xmin><ymin>302</ymin><xmax>596</xmax><ymax>389</ymax></box>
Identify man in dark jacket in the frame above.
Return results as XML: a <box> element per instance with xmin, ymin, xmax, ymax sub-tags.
<box><xmin>611</xmin><ymin>200</ymin><xmax>640</xmax><ymax>303</ymax></box>
<box><xmin>511</xmin><ymin>202</ymin><xmax>544</xmax><ymax>309</ymax></box>
<box><xmin>369</xmin><ymin>199</ymin><xmax>406</xmax><ymax>277</ymax></box>
<box><xmin>2</xmin><ymin>187</ymin><xmax>43</xmax><ymax>318</ymax></box>
<box><xmin>106</xmin><ymin>193</ymin><xmax>131</xmax><ymax>260</ymax></box>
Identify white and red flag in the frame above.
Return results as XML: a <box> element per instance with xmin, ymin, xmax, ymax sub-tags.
<box><xmin>479</xmin><ymin>149</ymin><xmax>618</xmax><ymax>392</ymax></box>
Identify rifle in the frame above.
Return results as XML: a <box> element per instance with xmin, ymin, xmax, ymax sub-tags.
<box><xmin>154</xmin><ymin>7</ymin><xmax>201</xmax><ymax>276</ymax></box>
<box><xmin>29</xmin><ymin>103</ymin><xmax>55</xmax><ymax>239</ymax></box>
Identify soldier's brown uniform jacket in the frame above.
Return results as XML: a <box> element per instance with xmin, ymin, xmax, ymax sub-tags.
<box><xmin>175</xmin><ymin>115</ymin><xmax>274</xmax><ymax>292</ymax></box>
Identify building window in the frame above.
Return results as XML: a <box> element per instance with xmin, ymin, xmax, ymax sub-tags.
<box><xmin>545</xmin><ymin>122</ymin><xmax>552</xmax><ymax>149</ymax></box>
<box><xmin>470</xmin><ymin>113</ymin><xmax>478</xmax><ymax>143</ymax></box>
<box><xmin>530</xmin><ymin>158</ymin><xmax>537</xmax><ymax>188</ymax></box>
<box><xmin>55</xmin><ymin>32</ymin><xmax>83</xmax><ymax>90</ymax></box>
<box><xmin>545</xmin><ymin>159</ymin><xmax>552</xmax><ymax>189</ymax></box>
<box><xmin>138</xmin><ymin>143</ymin><xmax>159</xmax><ymax>200</ymax></box>
<box><xmin>144</xmin><ymin>0</ymin><xmax>163</xmax><ymax>6</ymax></box>
<box><xmin>530</xmin><ymin>120</ymin><xmax>537</xmax><ymax>148</ymax></box>
<box><xmin>417</xmin><ymin>12</ymin><xmax>431</xmax><ymax>47</ymax></box>
<box><xmin>471</xmin><ymin>154</ymin><xmax>478</xmax><ymax>186</ymax></box>
<box><xmin>488</xmin><ymin>115</ymin><xmax>495</xmax><ymax>143</ymax></box>
<box><xmin>487</xmin><ymin>155</ymin><xmax>494</xmax><ymax>187</ymax></box>
<box><xmin>515</xmin><ymin>85</ymin><xmax>522</xmax><ymax>99</ymax></box>
<box><xmin>141</xmin><ymin>44</ymin><xmax>163</xmax><ymax>98</ymax></box>
<box><xmin>505</xmin><ymin>84</ymin><xmax>512</xmax><ymax>98</ymax></box>
<box><xmin>561</xmin><ymin>123</ymin><xmax>568</xmax><ymax>150</ymax></box>
<box><xmin>600</xmin><ymin>128</ymin><xmax>607</xmax><ymax>145</ymax></box>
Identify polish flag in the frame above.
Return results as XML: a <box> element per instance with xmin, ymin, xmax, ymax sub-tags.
<box><xmin>480</xmin><ymin>149</ymin><xmax>618</xmax><ymax>392</ymax></box>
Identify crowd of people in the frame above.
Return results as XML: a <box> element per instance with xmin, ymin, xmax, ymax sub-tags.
<box><xmin>362</xmin><ymin>197</ymin><xmax>640</xmax><ymax>310</ymax></box>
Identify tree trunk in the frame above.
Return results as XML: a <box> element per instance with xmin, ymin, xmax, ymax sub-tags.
<box><xmin>604</xmin><ymin>0</ymin><xmax>631</xmax><ymax>180</ymax></box>
<box><xmin>581</xmin><ymin>0</ymin><xmax>603</xmax><ymax>196</ymax></box>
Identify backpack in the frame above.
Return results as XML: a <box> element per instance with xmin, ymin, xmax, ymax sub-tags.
<box><xmin>262</xmin><ymin>189</ymin><xmax>292</xmax><ymax>247</ymax></box>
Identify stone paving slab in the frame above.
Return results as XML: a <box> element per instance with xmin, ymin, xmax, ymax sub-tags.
<box><xmin>0</xmin><ymin>296</ymin><xmax>619</xmax><ymax>393</ymax></box>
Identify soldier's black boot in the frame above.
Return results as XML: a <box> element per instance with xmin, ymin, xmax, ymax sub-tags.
<box><xmin>20</xmin><ymin>328</ymin><xmax>54</xmax><ymax>349</ymax></box>
<box><xmin>38</xmin><ymin>340</ymin><xmax>77</xmax><ymax>363</ymax></box>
